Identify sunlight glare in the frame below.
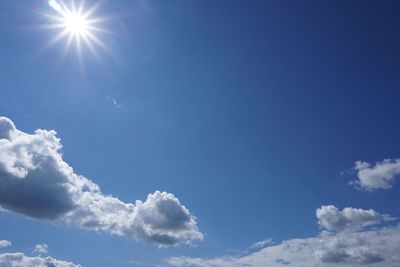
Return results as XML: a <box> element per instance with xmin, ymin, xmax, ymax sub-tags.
<box><xmin>44</xmin><ymin>0</ymin><xmax>107</xmax><ymax>57</ymax></box>
<box><xmin>64</xmin><ymin>14</ymin><xmax>88</xmax><ymax>35</ymax></box>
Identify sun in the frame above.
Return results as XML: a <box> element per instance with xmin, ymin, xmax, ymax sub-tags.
<box><xmin>64</xmin><ymin>13</ymin><xmax>89</xmax><ymax>35</ymax></box>
<box><xmin>44</xmin><ymin>0</ymin><xmax>107</xmax><ymax>56</ymax></box>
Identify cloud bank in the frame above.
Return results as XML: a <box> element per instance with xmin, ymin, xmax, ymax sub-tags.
<box><xmin>0</xmin><ymin>117</ymin><xmax>203</xmax><ymax>246</ymax></box>
<box><xmin>352</xmin><ymin>159</ymin><xmax>400</xmax><ymax>191</ymax></box>
<box><xmin>167</xmin><ymin>206</ymin><xmax>400</xmax><ymax>267</ymax></box>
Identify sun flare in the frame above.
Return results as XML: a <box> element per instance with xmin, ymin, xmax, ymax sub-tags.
<box><xmin>44</xmin><ymin>0</ymin><xmax>107</xmax><ymax>56</ymax></box>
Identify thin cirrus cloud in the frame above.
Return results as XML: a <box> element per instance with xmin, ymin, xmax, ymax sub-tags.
<box><xmin>351</xmin><ymin>159</ymin><xmax>400</xmax><ymax>191</ymax></box>
<box><xmin>167</xmin><ymin>206</ymin><xmax>400</xmax><ymax>267</ymax></box>
<box><xmin>249</xmin><ymin>238</ymin><xmax>273</xmax><ymax>250</ymax></box>
<box><xmin>0</xmin><ymin>116</ymin><xmax>203</xmax><ymax>246</ymax></box>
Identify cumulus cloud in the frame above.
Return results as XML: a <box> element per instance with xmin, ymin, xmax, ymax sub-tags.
<box><xmin>351</xmin><ymin>159</ymin><xmax>400</xmax><ymax>191</ymax></box>
<box><xmin>33</xmin><ymin>244</ymin><xmax>48</xmax><ymax>254</ymax></box>
<box><xmin>0</xmin><ymin>252</ymin><xmax>80</xmax><ymax>267</ymax></box>
<box><xmin>316</xmin><ymin>205</ymin><xmax>393</xmax><ymax>231</ymax></box>
<box><xmin>0</xmin><ymin>241</ymin><xmax>11</xmax><ymax>249</ymax></box>
<box><xmin>0</xmin><ymin>117</ymin><xmax>203</xmax><ymax>246</ymax></box>
<box><xmin>167</xmin><ymin>206</ymin><xmax>400</xmax><ymax>267</ymax></box>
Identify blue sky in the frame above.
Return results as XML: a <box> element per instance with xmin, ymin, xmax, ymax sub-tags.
<box><xmin>0</xmin><ymin>1</ymin><xmax>400</xmax><ymax>266</ymax></box>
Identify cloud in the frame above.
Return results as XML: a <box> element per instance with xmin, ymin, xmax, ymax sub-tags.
<box><xmin>33</xmin><ymin>244</ymin><xmax>48</xmax><ymax>254</ymax></box>
<box><xmin>249</xmin><ymin>238</ymin><xmax>273</xmax><ymax>250</ymax></box>
<box><xmin>316</xmin><ymin>205</ymin><xmax>393</xmax><ymax>231</ymax></box>
<box><xmin>0</xmin><ymin>117</ymin><xmax>203</xmax><ymax>246</ymax></box>
<box><xmin>314</xmin><ymin>237</ymin><xmax>385</xmax><ymax>265</ymax></box>
<box><xmin>167</xmin><ymin>206</ymin><xmax>400</xmax><ymax>267</ymax></box>
<box><xmin>0</xmin><ymin>241</ymin><xmax>11</xmax><ymax>249</ymax></box>
<box><xmin>351</xmin><ymin>159</ymin><xmax>400</xmax><ymax>191</ymax></box>
<box><xmin>0</xmin><ymin>252</ymin><xmax>80</xmax><ymax>267</ymax></box>
<box><xmin>0</xmin><ymin>240</ymin><xmax>78</xmax><ymax>266</ymax></box>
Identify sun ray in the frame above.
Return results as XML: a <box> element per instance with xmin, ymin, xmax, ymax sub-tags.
<box><xmin>43</xmin><ymin>0</ymin><xmax>107</xmax><ymax>56</ymax></box>
<box><xmin>46</xmin><ymin>29</ymin><xmax>70</xmax><ymax>48</ymax></box>
<box><xmin>63</xmin><ymin>32</ymin><xmax>75</xmax><ymax>57</ymax></box>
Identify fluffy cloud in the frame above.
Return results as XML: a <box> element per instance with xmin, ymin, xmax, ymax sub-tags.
<box><xmin>0</xmin><ymin>117</ymin><xmax>203</xmax><ymax>246</ymax></box>
<box><xmin>167</xmin><ymin>206</ymin><xmax>400</xmax><ymax>267</ymax></box>
<box><xmin>33</xmin><ymin>244</ymin><xmax>48</xmax><ymax>254</ymax></box>
<box><xmin>316</xmin><ymin>205</ymin><xmax>392</xmax><ymax>231</ymax></box>
<box><xmin>352</xmin><ymin>159</ymin><xmax>400</xmax><ymax>191</ymax></box>
<box><xmin>0</xmin><ymin>252</ymin><xmax>80</xmax><ymax>267</ymax></box>
<box><xmin>0</xmin><ymin>241</ymin><xmax>11</xmax><ymax>249</ymax></box>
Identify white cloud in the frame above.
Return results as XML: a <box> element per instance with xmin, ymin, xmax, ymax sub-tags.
<box><xmin>167</xmin><ymin>206</ymin><xmax>400</xmax><ymax>267</ymax></box>
<box><xmin>33</xmin><ymin>244</ymin><xmax>48</xmax><ymax>254</ymax></box>
<box><xmin>316</xmin><ymin>205</ymin><xmax>393</xmax><ymax>231</ymax></box>
<box><xmin>0</xmin><ymin>117</ymin><xmax>203</xmax><ymax>246</ymax></box>
<box><xmin>249</xmin><ymin>238</ymin><xmax>273</xmax><ymax>250</ymax></box>
<box><xmin>0</xmin><ymin>252</ymin><xmax>80</xmax><ymax>267</ymax></box>
<box><xmin>351</xmin><ymin>159</ymin><xmax>400</xmax><ymax>190</ymax></box>
<box><xmin>0</xmin><ymin>241</ymin><xmax>11</xmax><ymax>249</ymax></box>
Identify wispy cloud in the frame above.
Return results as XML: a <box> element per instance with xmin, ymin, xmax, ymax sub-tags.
<box><xmin>106</xmin><ymin>96</ymin><xmax>123</xmax><ymax>108</ymax></box>
<box><xmin>112</xmin><ymin>99</ymin><xmax>122</xmax><ymax>108</ymax></box>
<box><xmin>0</xmin><ymin>116</ymin><xmax>203</xmax><ymax>246</ymax></box>
<box><xmin>249</xmin><ymin>238</ymin><xmax>273</xmax><ymax>250</ymax></box>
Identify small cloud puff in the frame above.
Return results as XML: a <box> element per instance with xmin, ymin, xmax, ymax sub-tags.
<box><xmin>316</xmin><ymin>205</ymin><xmax>393</xmax><ymax>232</ymax></box>
<box><xmin>351</xmin><ymin>159</ymin><xmax>400</xmax><ymax>191</ymax></box>
<box><xmin>0</xmin><ymin>117</ymin><xmax>203</xmax><ymax>246</ymax></box>
<box><xmin>0</xmin><ymin>240</ymin><xmax>11</xmax><ymax>248</ymax></box>
<box><xmin>33</xmin><ymin>244</ymin><xmax>49</xmax><ymax>254</ymax></box>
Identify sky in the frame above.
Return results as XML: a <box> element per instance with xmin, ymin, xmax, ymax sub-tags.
<box><xmin>0</xmin><ymin>0</ymin><xmax>400</xmax><ymax>266</ymax></box>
